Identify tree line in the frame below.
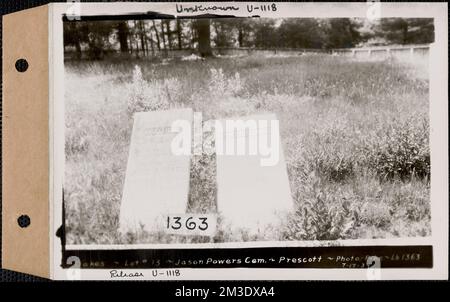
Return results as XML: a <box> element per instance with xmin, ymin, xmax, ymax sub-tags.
<box><xmin>64</xmin><ymin>18</ymin><xmax>434</xmax><ymax>60</ymax></box>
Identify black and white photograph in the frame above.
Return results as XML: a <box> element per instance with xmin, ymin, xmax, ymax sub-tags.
<box><xmin>63</xmin><ymin>15</ymin><xmax>434</xmax><ymax>246</ymax></box>
<box><xmin>1</xmin><ymin>0</ymin><xmax>448</xmax><ymax>283</ymax></box>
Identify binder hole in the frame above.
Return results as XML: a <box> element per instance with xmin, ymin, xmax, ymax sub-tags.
<box><xmin>15</xmin><ymin>59</ymin><xmax>29</xmax><ymax>72</ymax></box>
<box><xmin>17</xmin><ymin>215</ymin><xmax>31</xmax><ymax>228</ymax></box>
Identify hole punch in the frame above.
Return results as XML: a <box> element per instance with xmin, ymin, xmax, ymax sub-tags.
<box><xmin>15</xmin><ymin>58</ymin><xmax>29</xmax><ymax>72</ymax></box>
<box><xmin>17</xmin><ymin>215</ymin><xmax>31</xmax><ymax>228</ymax></box>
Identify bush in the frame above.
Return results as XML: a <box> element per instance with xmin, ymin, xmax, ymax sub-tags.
<box><xmin>291</xmin><ymin>109</ymin><xmax>430</xmax><ymax>183</ymax></box>
<box><xmin>389</xmin><ymin>180</ymin><xmax>430</xmax><ymax>222</ymax></box>
<box><xmin>283</xmin><ymin>173</ymin><xmax>354</xmax><ymax>241</ymax></box>
<box><xmin>361</xmin><ymin>114</ymin><xmax>430</xmax><ymax>180</ymax></box>
<box><xmin>209</xmin><ymin>67</ymin><xmax>243</xmax><ymax>97</ymax></box>
<box><xmin>126</xmin><ymin>65</ymin><xmax>176</xmax><ymax>114</ymax></box>
<box><xmin>298</xmin><ymin>118</ymin><xmax>358</xmax><ymax>182</ymax></box>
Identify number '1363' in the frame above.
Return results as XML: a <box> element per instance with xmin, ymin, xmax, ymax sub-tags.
<box><xmin>167</xmin><ymin>216</ymin><xmax>209</xmax><ymax>231</ymax></box>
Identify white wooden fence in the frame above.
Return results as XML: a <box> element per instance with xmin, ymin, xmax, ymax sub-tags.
<box><xmin>65</xmin><ymin>44</ymin><xmax>430</xmax><ymax>64</ymax></box>
<box><xmin>332</xmin><ymin>44</ymin><xmax>430</xmax><ymax>65</ymax></box>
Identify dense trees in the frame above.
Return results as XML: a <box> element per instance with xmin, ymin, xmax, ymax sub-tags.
<box><xmin>322</xmin><ymin>19</ymin><xmax>363</xmax><ymax>49</ymax></box>
<box><xmin>63</xmin><ymin>18</ymin><xmax>434</xmax><ymax>59</ymax></box>
<box><xmin>374</xmin><ymin>18</ymin><xmax>434</xmax><ymax>45</ymax></box>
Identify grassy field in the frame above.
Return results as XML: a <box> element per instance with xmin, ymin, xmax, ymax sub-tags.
<box><xmin>64</xmin><ymin>54</ymin><xmax>430</xmax><ymax>245</ymax></box>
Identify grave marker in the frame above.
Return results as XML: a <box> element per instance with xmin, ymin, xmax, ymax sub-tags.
<box><xmin>216</xmin><ymin>113</ymin><xmax>293</xmax><ymax>237</ymax></box>
<box><xmin>119</xmin><ymin>109</ymin><xmax>193</xmax><ymax>234</ymax></box>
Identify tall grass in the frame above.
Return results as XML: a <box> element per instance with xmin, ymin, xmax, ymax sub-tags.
<box><xmin>64</xmin><ymin>55</ymin><xmax>430</xmax><ymax>244</ymax></box>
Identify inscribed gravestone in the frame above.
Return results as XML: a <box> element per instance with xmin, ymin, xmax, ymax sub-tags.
<box><xmin>216</xmin><ymin>113</ymin><xmax>293</xmax><ymax>237</ymax></box>
<box><xmin>119</xmin><ymin>108</ymin><xmax>193</xmax><ymax>234</ymax></box>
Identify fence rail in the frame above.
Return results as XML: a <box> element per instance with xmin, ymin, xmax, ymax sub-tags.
<box><xmin>65</xmin><ymin>44</ymin><xmax>430</xmax><ymax>63</ymax></box>
<box><xmin>332</xmin><ymin>44</ymin><xmax>430</xmax><ymax>59</ymax></box>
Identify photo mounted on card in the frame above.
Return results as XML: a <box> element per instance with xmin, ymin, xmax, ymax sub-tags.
<box><xmin>55</xmin><ymin>2</ymin><xmax>447</xmax><ymax>280</ymax></box>
<box><xmin>2</xmin><ymin>1</ymin><xmax>447</xmax><ymax>280</ymax></box>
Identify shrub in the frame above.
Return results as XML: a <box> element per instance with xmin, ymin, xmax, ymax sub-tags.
<box><xmin>361</xmin><ymin>114</ymin><xmax>430</xmax><ymax>180</ymax></box>
<box><xmin>300</xmin><ymin>119</ymin><xmax>357</xmax><ymax>182</ymax></box>
<box><xmin>283</xmin><ymin>173</ymin><xmax>354</xmax><ymax>241</ymax></box>
<box><xmin>389</xmin><ymin>180</ymin><xmax>430</xmax><ymax>222</ymax></box>
<box><xmin>126</xmin><ymin>65</ymin><xmax>174</xmax><ymax>114</ymax></box>
<box><xmin>209</xmin><ymin>68</ymin><xmax>243</xmax><ymax>97</ymax></box>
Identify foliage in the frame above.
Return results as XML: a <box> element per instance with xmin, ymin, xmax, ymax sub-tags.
<box><xmin>63</xmin><ymin>18</ymin><xmax>435</xmax><ymax>60</ymax></box>
<box><xmin>375</xmin><ymin>18</ymin><xmax>434</xmax><ymax>45</ymax></box>
<box><xmin>278</xmin><ymin>19</ymin><xmax>325</xmax><ymax>49</ymax></box>
<box><xmin>64</xmin><ymin>54</ymin><xmax>430</xmax><ymax>244</ymax></box>
<box><xmin>322</xmin><ymin>19</ymin><xmax>363</xmax><ymax>48</ymax></box>
<box><xmin>360</xmin><ymin>114</ymin><xmax>430</xmax><ymax>180</ymax></box>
